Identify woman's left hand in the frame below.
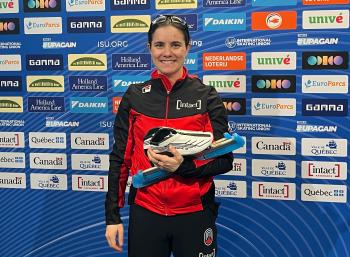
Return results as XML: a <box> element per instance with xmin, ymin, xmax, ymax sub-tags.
<box><xmin>147</xmin><ymin>145</ymin><xmax>184</xmax><ymax>172</ymax></box>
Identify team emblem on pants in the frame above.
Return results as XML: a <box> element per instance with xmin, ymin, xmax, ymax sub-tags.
<box><xmin>204</xmin><ymin>228</ymin><xmax>213</xmax><ymax>246</ymax></box>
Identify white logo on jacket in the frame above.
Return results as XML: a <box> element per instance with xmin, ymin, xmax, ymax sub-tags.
<box><xmin>176</xmin><ymin>100</ymin><xmax>201</xmax><ymax>110</ymax></box>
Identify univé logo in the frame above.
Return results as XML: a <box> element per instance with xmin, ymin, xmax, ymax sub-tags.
<box><xmin>303</xmin><ymin>10</ymin><xmax>349</xmax><ymax>29</ymax></box>
<box><xmin>23</xmin><ymin>0</ymin><xmax>61</xmax><ymax>12</ymax></box>
<box><xmin>251</xmin><ymin>11</ymin><xmax>297</xmax><ymax>30</ymax></box>
<box><xmin>251</xmin><ymin>52</ymin><xmax>296</xmax><ymax>70</ymax></box>
<box><xmin>0</xmin><ymin>18</ymin><xmax>19</xmax><ymax>34</ymax></box>
<box><xmin>68</xmin><ymin>54</ymin><xmax>107</xmax><ymax>71</ymax></box>
<box><xmin>302</xmin><ymin>51</ymin><xmax>348</xmax><ymax>70</ymax></box>
<box><xmin>252</xmin><ymin>75</ymin><xmax>296</xmax><ymax>93</ymax></box>
<box><xmin>0</xmin><ymin>0</ymin><xmax>19</xmax><ymax>13</ymax></box>
<box><xmin>156</xmin><ymin>0</ymin><xmax>197</xmax><ymax>10</ymax></box>
<box><xmin>111</xmin><ymin>15</ymin><xmax>150</xmax><ymax>33</ymax></box>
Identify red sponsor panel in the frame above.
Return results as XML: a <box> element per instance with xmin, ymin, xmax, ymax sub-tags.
<box><xmin>202</xmin><ymin>52</ymin><xmax>246</xmax><ymax>70</ymax></box>
<box><xmin>112</xmin><ymin>96</ymin><xmax>122</xmax><ymax>113</ymax></box>
<box><xmin>252</xmin><ymin>11</ymin><xmax>297</xmax><ymax>30</ymax></box>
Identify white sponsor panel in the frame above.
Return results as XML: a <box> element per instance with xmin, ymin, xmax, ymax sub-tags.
<box><xmin>0</xmin><ymin>54</ymin><xmax>21</xmax><ymax>71</ymax></box>
<box><xmin>302</xmin><ymin>161</ymin><xmax>347</xmax><ymax>180</ymax></box>
<box><xmin>301</xmin><ymin>184</ymin><xmax>347</xmax><ymax>203</ymax></box>
<box><xmin>252</xmin><ymin>137</ymin><xmax>296</xmax><ymax>155</ymax></box>
<box><xmin>303</xmin><ymin>10</ymin><xmax>349</xmax><ymax>29</ymax></box>
<box><xmin>71</xmin><ymin>154</ymin><xmax>109</xmax><ymax>171</ymax></box>
<box><xmin>0</xmin><ymin>172</ymin><xmax>26</xmax><ymax>189</ymax></box>
<box><xmin>0</xmin><ymin>0</ymin><xmax>19</xmax><ymax>13</ymax></box>
<box><xmin>66</xmin><ymin>0</ymin><xmax>105</xmax><ymax>12</ymax></box>
<box><xmin>29</xmin><ymin>132</ymin><xmax>66</xmax><ymax>149</ymax></box>
<box><xmin>30</xmin><ymin>173</ymin><xmax>67</xmax><ymax>190</ymax></box>
<box><xmin>0</xmin><ymin>132</ymin><xmax>24</xmax><ymax>148</ymax></box>
<box><xmin>71</xmin><ymin>133</ymin><xmax>109</xmax><ymax>150</ymax></box>
<box><xmin>202</xmin><ymin>75</ymin><xmax>246</xmax><ymax>93</ymax></box>
<box><xmin>0</xmin><ymin>152</ymin><xmax>25</xmax><ymax>168</ymax></box>
<box><xmin>302</xmin><ymin>75</ymin><xmax>348</xmax><ymax>94</ymax></box>
<box><xmin>226</xmin><ymin>158</ymin><xmax>246</xmax><ymax>176</ymax></box>
<box><xmin>252</xmin><ymin>159</ymin><xmax>296</xmax><ymax>178</ymax></box>
<box><xmin>251</xmin><ymin>52</ymin><xmax>296</xmax><ymax>70</ymax></box>
<box><xmin>251</xmin><ymin>98</ymin><xmax>296</xmax><ymax>116</ymax></box>
<box><xmin>233</xmin><ymin>136</ymin><xmax>246</xmax><ymax>154</ymax></box>
<box><xmin>72</xmin><ymin>174</ymin><xmax>108</xmax><ymax>192</ymax></box>
<box><xmin>214</xmin><ymin>180</ymin><xmax>246</xmax><ymax>198</ymax></box>
<box><xmin>252</xmin><ymin>181</ymin><xmax>296</xmax><ymax>200</ymax></box>
<box><xmin>24</xmin><ymin>17</ymin><xmax>62</xmax><ymax>35</ymax></box>
<box><xmin>30</xmin><ymin>153</ymin><xmax>67</xmax><ymax>170</ymax></box>
<box><xmin>301</xmin><ymin>138</ymin><xmax>347</xmax><ymax>157</ymax></box>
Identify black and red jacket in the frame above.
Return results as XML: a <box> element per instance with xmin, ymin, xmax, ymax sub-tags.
<box><xmin>105</xmin><ymin>68</ymin><xmax>233</xmax><ymax>224</ymax></box>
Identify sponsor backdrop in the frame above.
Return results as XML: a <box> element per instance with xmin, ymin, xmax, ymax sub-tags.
<box><xmin>0</xmin><ymin>0</ymin><xmax>349</xmax><ymax>256</ymax></box>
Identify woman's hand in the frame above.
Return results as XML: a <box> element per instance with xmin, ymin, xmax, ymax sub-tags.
<box><xmin>105</xmin><ymin>224</ymin><xmax>124</xmax><ymax>252</ymax></box>
<box><xmin>147</xmin><ymin>145</ymin><xmax>184</xmax><ymax>172</ymax></box>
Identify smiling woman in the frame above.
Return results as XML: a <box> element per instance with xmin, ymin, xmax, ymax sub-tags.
<box><xmin>105</xmin><ymin>15</ymin><xmax>233</xmax><ymax>257</ymax></box>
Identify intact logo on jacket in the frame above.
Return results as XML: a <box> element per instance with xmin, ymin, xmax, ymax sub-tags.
<box><xmin>176</xmin><ymin>100</ymin><xmax>202</xmax><ymax>110</ymax></box>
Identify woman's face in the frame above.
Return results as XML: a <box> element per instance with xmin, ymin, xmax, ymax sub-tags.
<box><xmin>149</xmin><ymin>25</ymin><xmax>190</xmax><ymax>81</ymax></box>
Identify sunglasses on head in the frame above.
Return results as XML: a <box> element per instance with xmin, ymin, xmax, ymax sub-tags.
<box><xmin>151</xmin><ymin>15</ymin><xmax>188</xmax><ymax>27</ymax></box>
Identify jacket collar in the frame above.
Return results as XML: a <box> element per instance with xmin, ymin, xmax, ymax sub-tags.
<box><xmin>151</xmin><ymin>67</ymin><xmax>188</xmax><ymax>92</ymax></box>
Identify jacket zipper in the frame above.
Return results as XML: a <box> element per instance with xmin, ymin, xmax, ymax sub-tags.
<box><xmin>164</xmin><ymin>90</ymin><xmax>170</xmax><ymax>215</ymax></box>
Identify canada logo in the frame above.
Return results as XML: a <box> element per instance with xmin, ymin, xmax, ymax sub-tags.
<box><xmin>204</xmin><ymin>228</ymin><xmax>214</xmax><ymax>246</ymax></box>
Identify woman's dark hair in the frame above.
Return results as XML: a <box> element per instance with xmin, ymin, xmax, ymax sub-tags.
<box><xmin>148</xmin><ymin>15</ymin><xmax>190</xmax><ymax>46</ymax></box>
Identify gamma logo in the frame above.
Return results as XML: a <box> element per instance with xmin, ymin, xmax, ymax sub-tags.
<box><xmin>203</xmin><ymin>13</ymin><xmax>246</xmax><ymax>31</ymax></box>
<box><xmin>222</xmin><ymin>98</ymin><xmax>246</xmax><ymax>115</ymax></box>
<box><xmin>111</xmin><ymin>0</ymin><xmax>150</xmax><ymax>10</ymax></box>
<box><xmin>303</xmin><ymin>10</ymin><xmax>349</xmax><ymax>29</ymax></box>
<box><xmin>23</xmin><ymin>0</ymin><xmax>61</xmax><ymax>12</ymax></box>
<box><xmin>302</xmin><ymin>99</ymin><xmax>347</xmax><ymax>116</ymax></box>
<box><xmin>0</xmin><ymin>18</ymin><xmax>19</xmax><ymax>34</ymax></box>
<box><xmin>0</xmin><ymin>97</ymin><xmax>23</xmax><ymax>112</ymax></box>
<box><xmin>111</xmin><ymin>15</ymin><xmax>150</xmax><ymax>33</ymax></box>
<box><xmin>252</xmin><ymin>11</ymin><xmax>297</xmax><ymax>30</ymax></box>
<box><xmin>252</xmin><ymin>75</ymin><xmax>296</xmax><ymax>93</ymax></box>
<box><xmin>26</xmin><ymin>54</ymin><xmax>63</xmax><ymax>71</ymax></box>
<box><xmin>0</xmin><ymin>0</ymin><xmax>19</xmax><ymax>13</ymax></box>
<box><xmin>156</xmin><ymin>0</ymin><xmax>197</xmax><ymax>9</ymax></box>
<box><xmin>67</xmin><ymin>16</ymin><xmax>105</xmax><ymax>33</ymax></box>
<box><xmin>0</xmin><ymin>76</ymin><xmax>22</xmax><ymax>92</ymax></box>
<box><xmin>302</xmin><ymin>51</ymin><xmax>348</xmax><ymax>70</ymax></box>
<box><xmin>68</xmin><ymin>54</ymin><xmax>107</xmax><ymax>71</ymax></box>
<box><xmin>27</xmin><ymin>76</ymin><xmax>64</xmax><ymax>92</ymax></box>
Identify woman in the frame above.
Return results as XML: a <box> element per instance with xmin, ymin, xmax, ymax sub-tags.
<box><xmin>105</xmin><ymin>15</ymin><xmax>233</xmax><ymax>257</ymax></box>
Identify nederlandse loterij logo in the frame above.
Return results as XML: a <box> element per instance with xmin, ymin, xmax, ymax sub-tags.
<box><xmin>156</xmin><ymin>0</ymin><xmax>197</xmax><ymax>9</ymax></box>
<box><xmin>301</xmin><ymin>161</ymin><xmax>347</xmax><ymax>180</ymax></box>
<box><xmin>27</xmin><ymin>76</ymin><xmax>64</xmax><ymax>92</ymax></box>
<box><xmin>303</xmin><ymin>10</ymin><xmax>349</xmax><ymax>29</ymax></box>
<box><xmin>302</xmin><ymin>75</ymin><xmax>348</xmax><ymax>94</ymax></box>
<box><xmin>111</xmin><ymin>0</ymin><xmax>150</xmax><ymax>10</ymax></box>
<box><xmin>0</xmin><ymin>0</ymin><xmax>19</xmax><ymax>13</ymax></box>
<box><xmin>23</xmin><ymin>0</ymin><xmax>61</xmax><ymax>12</ymax></box>
<box><xmin>0</xmin><ymin>97</ymin><xmax>23</xmax><ymax>113</ymax></box>
<box><xmin>203</xmin><ymin>75</ymin><xmax>246</xmax><ymax>93</ymax></box>
<box><xmin>0</xmin><ymin>76</ymin><xmax>22</xmax><ymax>92</ymax></box>
<box><xmin>111</xmin><ymin>15</ymin><xmax>150</xmax><ymax>33</ymax></box>
<box><xmin>252</xmin><ymin>181</ymin><xmax>296</xmax><ymax>200</ymax></box>
<box><xmin>67</xmin><ymin>16</ymin><xmax>105</xmax><ymax>33</ymax></box>
<box><xmin>252</xmin><ymin>75</ymin><xmax>296</xmax><ymax>93</ymax></box>
<box><xmin>203</xmin><ymin>13</ymin><xmax>246</xmax><ymax>31</ymax></box>
<box><xmin>0</xmin><ymin>18</ymin><xmax>19</xmax><ymax>34</ymax></box>
<box><xmin>252</xmin><ymin>136</ymin><xmax>296</xmax><ymax>155</ymax></box>
<box><xmin>24</xmin><ymin>17</ymin><xmax>62</xmax><ymax>34</ymax></box>
<box><xmin>252</xmin><ymin>159</ymin><xmax>296</xmax><ymax>178</ymax></box>
<box><xmin>251</xmin><ymin>98</ymin><xmax>296</xmax><ymax>116</ymax></box>
<box><xmin>203</xmin><ymin>52</ymin><xmax>246</xmax><ymax>70</ymax></box>
<box><xmin>0</xmin><ymin>54</ymin><xmax>21</xmax><ymax>71</ymax></box>
<box><xmin>251</xmin><ymin>52</ymin><xmax>296</xmax><ymax>70</ymax></box>
<box><xmin>214</xmin><ymin>180</ymin><xmax>247</xmax><ymax>198</ymax></box>
<box><xmin>66</xmin><ymin>0</ymin><xmax>105</xmax><ymax>12</ymax></box>
<box><xmin>302</xmin><ymin>51</ymin><xmax>348</xmax><ymax>70</ymax></box>
<box><xmin>68</xmin><ymin>54</ymin><xmax>107</xmax><ymax>71</ymax></box>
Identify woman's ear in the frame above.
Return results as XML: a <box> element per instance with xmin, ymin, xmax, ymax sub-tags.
<box><xmin>147</xmin><ymin>43</ymin><xmax>151</xmax><ymax>51</ymax></box>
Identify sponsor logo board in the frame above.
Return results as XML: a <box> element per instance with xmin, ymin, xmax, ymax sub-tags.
<box><xmin>301</xmin><ymin>138</ymin><xmax>347</xmax><ymax>157</ymax></box>
<box><xmin>251</xmin><ymin>52</ymin><xmax>296</xmax><ymax>70</ymax></box>
<box><xmin>71</xmin><ymin>154</ymin><xmax>109</xmax><ymax>171</ymax></box>
<box><xmin>0</xmin><ymin>132</ymin><xmax>24</xmax><ymax>148</ymax></box>
<box><xmin>71</xmin><ymin>133</ymin><xmax>109</xmax><ymax>150</ymax></box>
<box><xmin>0</xmin><ymin>172</ymin><xmax>26</xmax><ymax>189</ymax></box>
<box><xmin>30</xmin><ymin>173</ymin><xmax>67</xmax><ymax>190</ymax></box>
<box><xmin>252</xmin><ymin>181</ymin><xmax>296</xmax><ymax>200</ymax></box>
<box><xmin>0</xmin><ymin>152</ymin><xmax>25</xmax><ymax>168</ymax></box>
<box><xmin>203</xmin><ymin>52</ymin><xmax>246</xmax><ymax>70</ymax></box>
<box><xmin>302</xmin><ymin>75</ymin><xmax>348</xmax><ymax>93</ymax></box>
<box><xmin>301</xmin><ymin>184</ymin><xmax>347</xmax><ymax>203</ymax></box>
<box><xmin>27</xmin><ymin>76</ymin><xmax>64</xmax><ymax>92</ymax></box>
<box><xmin>252</xmin><ymin>137</ymin><xmax>296</xmax><ymax>155</ymax></box>
<box><xmin>72</xmin><ymin>174</ymin><xmax>108</xmax><ymax>192</ymax></box>
<box><xmin>203</xmin><ymin>75</ymin><xmax>246</xmax><ymax>93</ymax></box>
<box><xmin>68</xmin><ymin>54</ymin><xmax>107</xmax><ymax>71</ymax></box>
<box><xmin>251</xmin><ymin>98</ymin><xmax>296</xmax><ymax>116</ymax></box>
<box><xmin>302</xmin><ymin>161</ymin><xmax>347</xmax><ymax>180</ymax></box>
<box><xmin>214</xmin><ymin>180</ymin><xmax>246</xmax><ymax>198</ymax></box>
<box><xmin>29</xmin><ymin>132</ymin><xmax>66</xmax><ymax>149</ymax></box>
<box><xmin>30</xmin><ymin>153</ymin><xmax>67</xmax><ymax>170</ymax></box>
<box><xmin>252</xmin><ymin>159</ymin><xmax>296</xmax><ymax>178</ymax></box>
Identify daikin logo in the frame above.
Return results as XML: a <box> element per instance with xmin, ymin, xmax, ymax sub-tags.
<box><xmin>112</xmin><ymin>75</ymin><xmax>148</xmax><ymax>93</ymax></box>
<box><xmin>203</xmin><ymin>13</ymin><xmax>246</xmax><ymax>31</ymax></box>
<box><xmin>70</xmin><ymin>97</ymin><xmax>108</xmax><ymax>113</ymax></box>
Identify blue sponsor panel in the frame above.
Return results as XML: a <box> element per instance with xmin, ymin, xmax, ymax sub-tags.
<box><xmin>0</xmin><ymin>76</ymin><xmax>22</xmax><ymax>92</ymax></box>
<box><xmin>302</xmin><ymin>99</ymin><xmax>348</xmax><ymax>116</ymax></box>
<box><xmin>112</xmin><ymin>54</ymin><xmax>151</xmax><ymax>71</ymax></box>
<box><xmin>69</xmin><ymin>75</ymin><xmax>107</xmax><ymax>92</ymax></box>
<box><xmin>70</xmin><ymin>97</ymin><xmax>108</xmax><ymax>113</ymax></box>
<box><xmin>203</xmin><ymin>0</ymin><xmax>245</xmax><ymax>8</ymax></box>
<box><xmin>112</xmin><ymin>75</ymin><xmax>149</xmax><ymax>93</ymax></box>
<box><xmin>110</xmin><ymin>0</ymin><xmax>151</xmax><ymax>10</ymax></box>
<box><xmin>67</xmin><ymin>16</ymin><xmax>106</xmax><ymax>33</ymax></box>
<box><xmin>27</xmin><ymin>96</ymin><xmax>65</xmax><ymax>112</ymax></box>
<box><xmin>176</xmin><ymin>14</ymin><xmax>198</xmax><ymax>31</ymax></box>
<box><xmin>184</xmin><ymin>53</ymin><xmax>198</xmax><ymax>70</ymax></box>
<box><xmin>203</xmin><ymin>13</ymin><xmax>246</xmax><ymax>31</ymax></box>
<box><xmin>26</xmin><ymin>54</ymin><xmax>64</xmax><ymax>71</ymax></box>
<box><xmin>252</xmin><ymin>0</ymin><xmax>296</xmax><ymax>6</ymax></box>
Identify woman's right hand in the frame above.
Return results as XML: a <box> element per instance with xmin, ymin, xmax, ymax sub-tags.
<box><xmin>105</xmin><ymin>224</ymin><xmax>124</xmax><ymax>252</ymax></box>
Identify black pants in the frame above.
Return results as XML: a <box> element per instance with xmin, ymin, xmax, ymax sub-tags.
<box><xmin>128</xmin><ymin>204</ymin><xmax>218</xmax><ymax>257</ymax></box>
